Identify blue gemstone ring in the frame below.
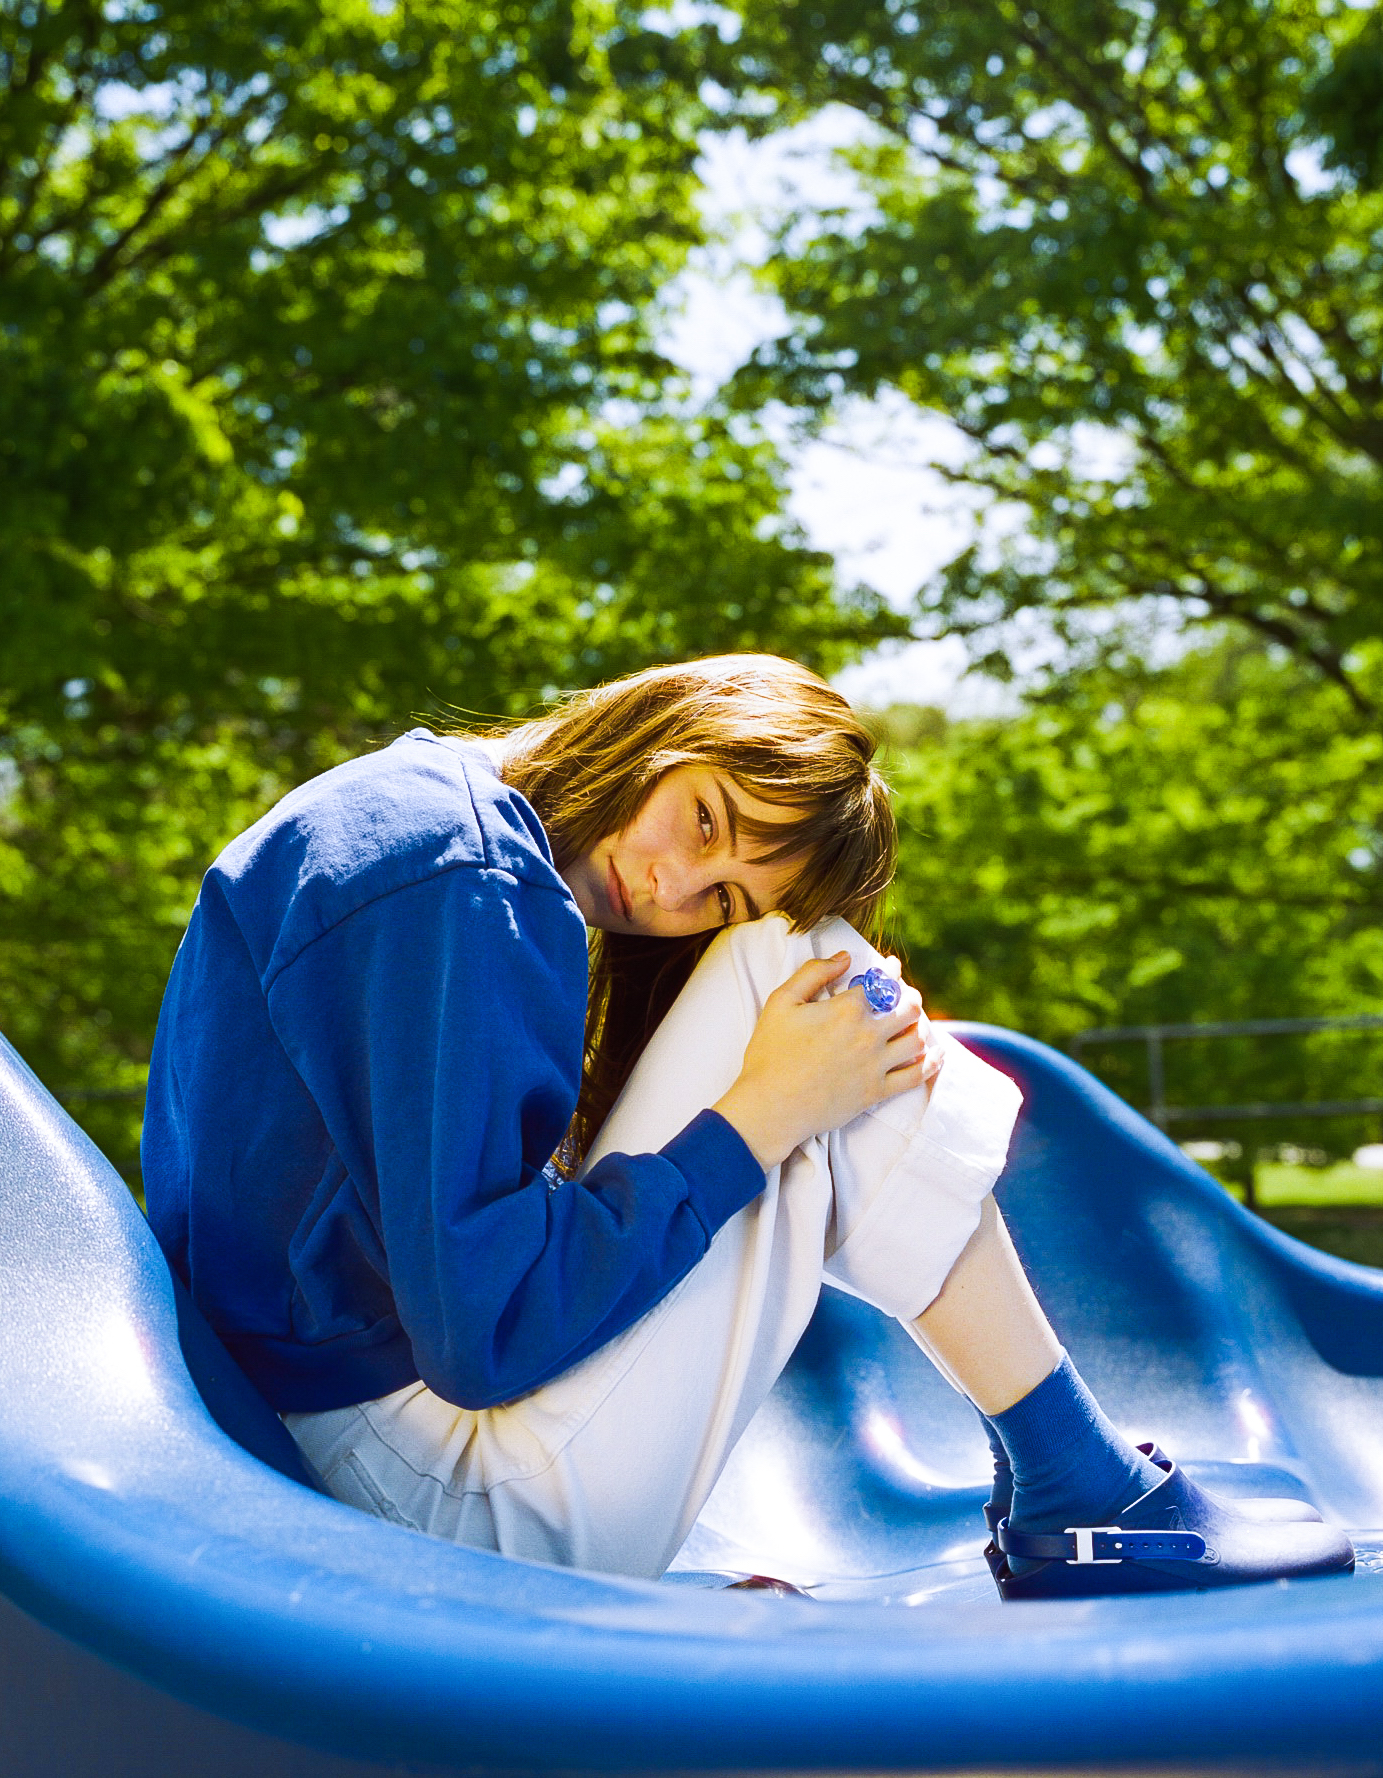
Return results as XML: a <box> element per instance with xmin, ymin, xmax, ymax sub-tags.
<box><xmin>848</xmin><ymin>967</ymin><xmax>902</xmax><ymax>1014</ymax></box>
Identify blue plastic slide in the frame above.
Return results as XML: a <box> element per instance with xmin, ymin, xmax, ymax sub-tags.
<box><xmin>0</xmin><ymin>1023</ymin><xmax>1380</xmax><ymax>1776</ymax></box>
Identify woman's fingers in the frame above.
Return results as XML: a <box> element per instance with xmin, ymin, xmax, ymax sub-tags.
<box><xmin>881</xmin><ymin>1011</ymin><xmax>943</xmax><ymax>1086</ymax></box>
<box><xmin>783</xmin><ymin>952</ymin><xmax>933</xmax><ymax>1081</ymax></box>
<box><xmin>878</xmin><ymin>1054</ymin><xmax>931</xmax><ymax>1097</ymax></box>
<box><xmin>880</xmin><ymin>1030</ymin><xmax>945</xmax><ymax>1093</ymax></box>
<box><xmin>720</xmin><ymin>950</ymin><xmax>943</xmax><ymax>1164</ymax></box>
<box><xmin>774</xmin><ymin>951</ymin><xmax>852</xmax><ymax>1007</ymax></box>
<box><xmin>836</xmin><ymin>974</ymin><xmax>934</xmax><ymax>1091</ymax></box>
<box><xmin>875</xmin><ymin>985</ymin><xmax>928</xmax><ymax>1041</ymax></box>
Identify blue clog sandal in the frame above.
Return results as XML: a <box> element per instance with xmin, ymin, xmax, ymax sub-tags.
<box><xmin>980</xmin><ymin>1441</ymin><xmax>1322</xmax><ymax>1588</ymax></box>
<box><xmin>992</xmin><ymin>1453</ymin><xmax>1354</xmax><ymax>1600</ymax></box>
<box><xmin>1137</xmin><ymin>1443</ymin><xmax>1322</xmax><ymax>1523</ymax></box>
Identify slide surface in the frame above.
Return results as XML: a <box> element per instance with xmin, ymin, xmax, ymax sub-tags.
<box><xmin>0</xmin><ymin>1023</ymin><xmax>1380</xmax><ymax>1775</ymax></box>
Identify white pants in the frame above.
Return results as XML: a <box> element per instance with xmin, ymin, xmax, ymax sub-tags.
<box><xmin>284</xmin><ymin>914</ymin><xmax>1021</xmax><ymax>1578</ymax></box>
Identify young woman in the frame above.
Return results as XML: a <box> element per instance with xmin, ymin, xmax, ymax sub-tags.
<box><xmin>143</xmin><ymin>655</ymin><xmax>1353</xmax><ymax>1598</ymax></box>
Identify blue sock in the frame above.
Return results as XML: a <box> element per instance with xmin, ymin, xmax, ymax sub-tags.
<box><xmin>988</xmin><ymin>1354</ymin><xmax>1162</xmax><ymax>1571</ymax></box>
<box><xmin>977</xmin><ymin>1407</ymin><xmax>1011</xmax><ymax>1533</ymax></box>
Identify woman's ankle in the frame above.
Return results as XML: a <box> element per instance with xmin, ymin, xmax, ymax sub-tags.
<box><xmin>976</xmin><ymin>1406</ymin><xmax>1013</xmax><ymax>1532</ymax></box>
<box><xmin>988</xmin><ymin>1354</ymin><xmax>1162</xmax><ymax>1537</ymax></box>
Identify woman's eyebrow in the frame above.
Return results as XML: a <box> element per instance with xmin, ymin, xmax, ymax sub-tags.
<box><xmin>712</xmin><ymin>781</ymin><xmax>763</xmax><ymax>919</ymax></box>
<box><xmin>714</xmin><ymin>777</ymin><xmax>740</xmax><ymax>854</ymax></box>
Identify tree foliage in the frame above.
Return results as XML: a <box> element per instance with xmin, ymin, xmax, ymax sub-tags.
<box><xmin>7</xmin><ymin>0</ymin><xmax>1382</xmax><ymax>1194</ymax></box>
<box><xmin>0</xmin><ymin>0</ymin><xmax>906</xmax><ymax>1176</ymax></box>
<box><xmin>721</xmin><ymin>0</ymin><xmax>1383</xmax><ymax>709</ymax></box>
<box><xmin>1</xmin><ymin>0</ymin><xmax>900</xmax><ymax>734</ymax></box>
<box><xmin>0</xmin><ymin>722</ymin><xmax>288</xmax><ymax>1187</ymax></box>
<box><xmin>880</xmin><ymin>638</ymin><xmax>1383</xmax><ymax>1158</ymax></box>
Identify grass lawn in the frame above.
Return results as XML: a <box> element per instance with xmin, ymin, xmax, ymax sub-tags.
<box><xmin>1255</xmin><ymin>1161</ymin><xmax>1383</xmax><ymax>1207</ymax></box>
<box><xmin>1223</xmin><ymin>1162</ymin><xmax>1383</xmax><ymax>1270</ymax></box>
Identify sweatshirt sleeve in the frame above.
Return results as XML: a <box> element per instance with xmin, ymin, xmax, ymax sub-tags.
<box><xmin>264</xmin><ymin>866</ymin><xmax>764</xmax><ymax>1409</ymax></box>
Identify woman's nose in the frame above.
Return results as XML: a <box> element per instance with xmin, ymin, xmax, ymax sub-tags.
<box><xmin>650</xmin><ymin>857</ymin><xmax>705</xmax><ymax>912</ymax></box>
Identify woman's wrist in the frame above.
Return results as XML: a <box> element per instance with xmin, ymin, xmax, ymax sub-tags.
<box><xmin>711</xmin><ymin>1081</ymin><xmax>797</xmax><ymax>1174</ymax></box>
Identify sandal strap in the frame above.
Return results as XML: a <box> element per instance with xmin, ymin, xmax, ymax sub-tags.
<box><xmin>996</xmin><ymin>1519</ymin><xmax>1207</xmax><ymax>1565</ymax></box>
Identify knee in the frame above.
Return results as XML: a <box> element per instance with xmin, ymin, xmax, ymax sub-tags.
<box><xmin>718</xmin><ymin>911</ymin><xmax>877</xmax><ymax>991</ymax></box>
<box><xmin>664</xmin><ymin>913</ymin><xmax>884</xmax><ymax>1057</ymax></box>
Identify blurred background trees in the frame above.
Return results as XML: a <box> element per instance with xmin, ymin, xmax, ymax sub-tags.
<box><xmin>0</xmin><ymin>0</ymin><xmax>903</xmax><ymax>1176</ymax></box>
<box><xmin>722</xmin><ymin>0</ymin><xmax>1383</xmax><ymax>709</ymax></box>
<box><xmin>3</xmin><ymin>0</ymin><xmax>1381</xmax><ymax>1199</ymax></box>
<box><xmin>875</xmin><ymin>637</ymin><xmax>1383</xmax><ymax>1172</ymax></box>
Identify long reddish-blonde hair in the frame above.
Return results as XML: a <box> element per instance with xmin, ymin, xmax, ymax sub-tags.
<box><xmin>460</xmin><ymin>655</ymin><xmax>896</xmax><ymax>1167</ymax></box>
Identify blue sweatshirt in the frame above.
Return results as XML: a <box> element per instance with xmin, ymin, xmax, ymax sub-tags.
<box><xmin>142</xmin><ymin>730</ymin><xmax>764</xmax><ymax>1413</ymax></box>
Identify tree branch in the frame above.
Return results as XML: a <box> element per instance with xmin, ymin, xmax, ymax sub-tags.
<box><xmin>80</xmin><ymin>121</ymin><xmax>225</xmax><ymax>287</ymax></box>
<box><xmin>0</xmin><ymin>6</ymin><xmax>102</xmax><ymax>259</ymax></box>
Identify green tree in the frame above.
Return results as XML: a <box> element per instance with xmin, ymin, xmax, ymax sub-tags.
<box><xmin>0</xmin><ymin>722</ymin><xmax>291</xmax><ymax>1188</ymax></box>
<box><xmin>721</xmin><ymin>0</ymin><xmax>1383</xmax><ymax>710</ymax></box>
<box><xmin>2</xmin><ymin>0</ymin><xmax>898</xmax><ymax>732</ymax></box>
<box><xmin>0</xmin><ymin>0</ymin><xmax>905</xmax><ymax>1180</ymax></box>
<box><xmin>879</xmin><ymin>638</ymin><xmax>1383</xmax><ymax>1160</ymax></box>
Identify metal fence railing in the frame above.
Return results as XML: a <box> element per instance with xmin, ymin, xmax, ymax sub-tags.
<box><xmin>61</xmin><ymin>1015</ymin><xmax>1383</xmax><ymax>1153</ymax></box>
<box><xmin>1069</xmin><ymin>1015</ymin><xmax>1383</xmax><ymax>1134</ymax></box>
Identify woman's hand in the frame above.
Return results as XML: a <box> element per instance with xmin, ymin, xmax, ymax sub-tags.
<box><xmin>712</xmin><ymin>951</ymin><xmax>943</xmax><ymax>1173</ymax></box>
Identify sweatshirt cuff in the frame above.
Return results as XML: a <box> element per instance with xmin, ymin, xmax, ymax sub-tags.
<box><xmin>661</xmin><ymin>1108</ymin><xmax>766</xmax><ymax>1242</ymax></box>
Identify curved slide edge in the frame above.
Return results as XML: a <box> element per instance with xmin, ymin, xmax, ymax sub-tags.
<box><xmin>1</xmin><ymin>1027</ymin><xmax>1382</xmax><ymax>1773</ymax></box>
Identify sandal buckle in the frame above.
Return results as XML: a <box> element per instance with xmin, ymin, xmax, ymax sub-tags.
<box><xmin>1066</xmin><ymin>1525</ymin><xmax>1123</xmax><ymax>1565</ymax></box>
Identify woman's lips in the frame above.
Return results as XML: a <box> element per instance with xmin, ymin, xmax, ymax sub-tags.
<box><xmin>608</xmin><ymin>857</ymin><xmax>632</xmax><ymax>922</ymax></box>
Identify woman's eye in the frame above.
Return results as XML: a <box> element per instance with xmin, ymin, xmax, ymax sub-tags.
<box><xmin>717</xmin><ymin>884</ymin><xmax>733</xmax><ymax>924</ymax></box>
<box><xmin>696</xmin><ymin>799</ymin><xmax>714</xmax><ymax>843</ymax></box>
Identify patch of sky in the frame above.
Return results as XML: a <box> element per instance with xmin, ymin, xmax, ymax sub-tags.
<box><xmin>93</xmin><ymin>80</ymin><xmax>179</xmax><ymax>122</ymax></box>
<box><xmin>972</xmin><ymin>174</ymin><xmax>1013</xmax><ymax>228</ymax></box>
<box><xmin>658</xmin><ymin>105</ymin><xmax>888</xmax><ymax>405</ymax></box>
<box><xmin>597</xmin><ymin>301</ymin><xmax>635</xmax><ymax>330</ymax></box>
<box><xmin>659</xmin><ymin>90</ymin><xmax>1168</xmax><ymax>713</ymax></box>
<box><xmin>1277</xmin><ymin>311</ymin><xmax>1350</xmax><ymax>395</ymax></box>
<box><xmin>262</xmin><ymin>205</ymin><xmax>351</xmax><ymax>249</ymax></box>
<box><xmin>1285</xmin><ymin>142</ymin><xmax>1344</xmax><ymax>198</ymax></box>
<box><xmin>642</xmin><ymin>0</ymin><xmax>740</xmax><ymax>37</ymax></box>
<box><xmin>647</xmin><ymin>120</ymin><xmax>959</xmax><ymax>707</ymax></box>
<box><xmin>786</xmin><ymin>392</ymin><xmax>1017</xmax><ymax>717</ymax></box>
<box><xmin>1023</xmin><ymin>100</ymin><xmax>1086</xmax><ymax>141</ymax></box>
<box><xmin>244</xmin><ymin>110</ymin><xmax>278</xmax><ymax>150</ymax></box>
<box><xmin>1027</xmin><ymin>423</ymin><xmax>1139</xmax><ymax>482</ymax></box>
<box><xmin>539</xmin><ymin>463</ymin><xmax>588</xmax><ymax>502</ymax></box>
<box><xmin>102</xmin><ymin>0</ymin><xmax>160</xmax><ymax>21</ymax></box>
<box><xmin>529</xmin><ymin>318</ymin><xmax>580</xmax><ymax>348</ymax></box>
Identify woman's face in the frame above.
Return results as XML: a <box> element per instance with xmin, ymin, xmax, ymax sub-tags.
<box><xmin>562</xmin><ymin>766</ymin><xmax>803</xmax><ymax>936</ymax></box>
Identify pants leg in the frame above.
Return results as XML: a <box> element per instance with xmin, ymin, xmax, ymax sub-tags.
<box><xmin>284</xmin><ymin>914</ymin><xmax>1021</xmax><ymax>1577</ymax></box>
